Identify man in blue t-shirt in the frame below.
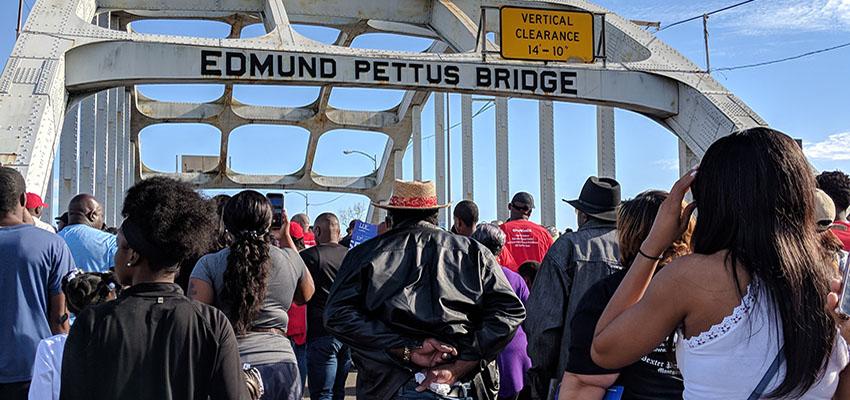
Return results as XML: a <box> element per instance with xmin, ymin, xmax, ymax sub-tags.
<box><xmin>0</xmin><ymin>167</ymin><xmax>75</xmax><ymax>399</ymax></box>
<box><xmin>57</xmin><ymin>194</ymin><xmax>116</xmax><ymax>272</ymax></box>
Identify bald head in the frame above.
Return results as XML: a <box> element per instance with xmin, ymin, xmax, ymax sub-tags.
<box><xmin>67</xmin><ymin>194</ymin><xmax>105</xmax><ymax>229</ymax></box>
<box><xmin>291</xmin><ymin>213</ymin><xmax>310</xmax><ymax>230</ymax></box>
<box><xmin>313</xmin><ymin>212</ymin><xmax>340</xmax><ymax>244</ymax></box>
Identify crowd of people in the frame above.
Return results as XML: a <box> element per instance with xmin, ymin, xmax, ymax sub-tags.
<box><xmin>2</xmin><ymin>126</ymin><xmax>850</xmax><ymax>400</ymax></box>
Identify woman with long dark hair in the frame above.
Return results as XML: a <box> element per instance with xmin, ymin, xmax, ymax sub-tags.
<box><xmin>592</xmin><ymin>128</ymin><xmax>849</xmax><ymax>398</ymax></box>
<box><xmin>190</xmin><ymin>190</ymin><xmax>314</xmax><ymax>400</ymax></box>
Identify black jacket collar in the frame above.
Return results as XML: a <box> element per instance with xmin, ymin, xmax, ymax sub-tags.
<box><xmin>121</xmin><ymin>282</ymin><xmax>184</xmax><ymax>298</ymax></box>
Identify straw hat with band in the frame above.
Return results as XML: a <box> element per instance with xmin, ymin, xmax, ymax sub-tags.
<box><xmin>563</xmin><ymin>177</ymin><xmax>621</xmax><ymax>222</ymax></box>
<box><xmin>373</xmin><ymin>180</ymin><xmax>451</xmax><ymax>210</ymax></box>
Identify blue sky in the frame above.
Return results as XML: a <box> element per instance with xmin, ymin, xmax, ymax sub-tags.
<box><xmin>2</xmin><ymin>0</ymin><xmax>849</xmax><ymax>229</ymax></box>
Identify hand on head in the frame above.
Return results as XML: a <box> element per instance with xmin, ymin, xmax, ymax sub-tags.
<box><xmin>641</xmin><ymin>168</ymin><xmax>698</xmax><ymax>257</ymax></box>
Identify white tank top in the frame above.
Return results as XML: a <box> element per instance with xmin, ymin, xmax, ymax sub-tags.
<box><xmin>676</xmin><ymin>280</ymin><xmax>849</xmax><ymax>399</ymax></box>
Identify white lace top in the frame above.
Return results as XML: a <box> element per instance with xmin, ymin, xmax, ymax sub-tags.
<box><xmin>676</xmin><ymin>281</ymin><xmax>849</xmax><ymax>399</ymax></box>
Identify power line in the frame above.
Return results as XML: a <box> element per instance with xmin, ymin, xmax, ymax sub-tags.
<box><xmin>311</xmin><ymin>194</ymin><xmax>346</xmax><ymax>207</ymax></box>
<box><xmin>714</xmin><ymin>41</ymin><xmax>850</xmax><ymax>72</ymax></box>
<box><xmin>660</xmin><ymin>0</ymin><xmax>757</xmax><ymax>31</ymax></box>
<box><xmin>407</xmin><ymin>99</ymin><xmax>495</xmax><ymax>150</ymax></box>
<box><xmin>619</xmin><ymin>39</ymin><xmax>850</xmax><ymax>75</ymax></box>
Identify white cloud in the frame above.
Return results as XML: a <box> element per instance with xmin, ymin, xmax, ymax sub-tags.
<box><xmin>604</xmin><ymin>0</ymin><xmax>850</xmax><ymax>34</ymax></box>
<box><xmin>722</xmin><ymin>0</ymin><xmax>850</xmax><ymax>34</ymax></box>
<box><xmin>651</xmin><ymin>158</ymin><xmax>679</xmax><ymax>171</ymax></box>
<box><xmin>804</xmin><ymin>132</ymin><xmax>850</xmax><ymax>161</ymax></box>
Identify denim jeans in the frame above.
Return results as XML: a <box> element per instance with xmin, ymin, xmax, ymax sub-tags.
<box><xmin>306</xmin><ymin>335</ymin><xmax>352</xmax><ymax>400</ymax></box>
<box><xmin>290</xmin><ymin>338</ymin><xmax>308</xmax><ymax>389</ymax></box>
<box><xmin>254</xmin><ymin>361</ymin><xmax>302</xmax><ymax>400</ymax></box>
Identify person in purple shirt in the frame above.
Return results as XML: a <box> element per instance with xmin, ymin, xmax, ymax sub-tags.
<box><xmin>472</xmin><ymin>223</ymin><xmax>531</xmax><ymax>400</ymax></box>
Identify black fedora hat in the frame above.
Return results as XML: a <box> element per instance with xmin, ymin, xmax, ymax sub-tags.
<box><xmin>563</xmin><ymin>177</ymin><xmax>621</xmax><ymax>222</ymax></box>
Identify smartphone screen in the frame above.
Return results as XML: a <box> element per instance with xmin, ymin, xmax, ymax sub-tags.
<box><xmin>267</xmin><ymin>193</ymin><xmax>284</xmax><ymax>229</ymax></box>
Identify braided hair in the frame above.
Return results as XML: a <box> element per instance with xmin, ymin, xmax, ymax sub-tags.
<box><xmin>62</xmin><ymin>270</ymin><xmax>120</xmax><ymax>315</ymax></box>
<box><xmin>221</xmin><ymin>191</ymin><xmax>273</xmax><ymax>335</ymax></box>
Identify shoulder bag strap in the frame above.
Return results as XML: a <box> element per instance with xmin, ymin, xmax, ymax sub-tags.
<box><xmin>747</xmin><ymin>345</ymin><xmax>785</xmax><ymax>400</ymax></box>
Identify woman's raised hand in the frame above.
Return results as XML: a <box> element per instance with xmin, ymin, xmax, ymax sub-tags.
<box><xmin>642</xmin><ymin>169</ymin><xmax>698</xmax><ymax>257</ymax></box>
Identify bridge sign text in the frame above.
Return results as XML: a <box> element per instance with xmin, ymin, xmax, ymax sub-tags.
<box><xmin>500</xmin><ymin>6</ymin><xmax>594</xmax><ymax>63</ymax></box>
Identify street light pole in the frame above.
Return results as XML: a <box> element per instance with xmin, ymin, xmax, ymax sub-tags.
<box><xmin>342</xmin><ymin>150</ymin><xmax>378</xmax><ymax>173</ymax></box>
<box><xmin>16</xmin><ymin>0</ymin><xmax>24</xmax><ymax>39</ymax></box>
<box><xmin>285</xmin><ymin>191</ymin><xmax>310</xmax><ymax>216</ymax></box>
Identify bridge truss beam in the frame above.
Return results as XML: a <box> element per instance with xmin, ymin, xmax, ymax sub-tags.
<box><xmin>0</xmin><ymin>0</ymin><xmax>767</xmax><ymax>225</ymax></box>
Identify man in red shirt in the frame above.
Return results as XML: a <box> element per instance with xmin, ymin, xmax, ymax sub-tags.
<box><xmin>292</xmin><ymin>213</ymin><xmax>317</xmax><ymax>247</ymax></box>
<box><xmin>500</xmin><ymin>192</ymin><xmax>553</xmax><ymax>270</ymax></box>
<box><xmin>817</xmin><ymin>171</ymin><xmax>850</xmax><ymax>251</ymax></box>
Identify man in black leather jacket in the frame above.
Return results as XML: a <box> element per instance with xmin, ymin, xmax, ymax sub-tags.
<box><xmin>324</xmin><ymin>181</ymin><xmax>526</xmax><ymax>400</ymax></box>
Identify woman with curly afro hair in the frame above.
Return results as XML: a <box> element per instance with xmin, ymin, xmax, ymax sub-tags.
<box><xmin>189</xmin><ymin>190</ymin><xmax>314</xmax><ymax>400</ymax></box>
<box><xmin>60</xmin><ymin>177</ymin><xmax>249</xmax><ymax>400</ymax></box>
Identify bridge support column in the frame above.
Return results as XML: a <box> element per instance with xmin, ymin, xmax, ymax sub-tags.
<box><xmin>596</xmin><ymin>106</ymin><xmax>616</xmax><ymax>178</ymax></box>
<box><xmin>44</xmin><ymin>168</ymin><xmax>55</xmax><ymax>223</ymax></box>
<box><xmin>115</xmin><ymin>88</ymin><xmax>126</xmax><ymax>222</ymax></box>
<box><xmin>679</xmin><ymin>139</ymin><xmax>699</xmax><ymax>202</ymax></box>
<box><xmin>124</xmin><ymin>90</ymin><xmax>133</xmax><ymax>193</ymax></box>
<box><xmin>95</xmin><ymin>89</ymin><xmax>108</xmax><ymax>211</ymax></box>
<box><xmin>59</xmin><ymin>104</ymin><xmax>79</xmax><ymax>215</ymax></box>
<box><xmin>107</xmin><ymin>87</ymin><xmax>119</xmax><ymax>227</ymax></box>
<box><xmin>434</xmin><ymin>93</ymin><xmax>448</xmax><ymax>228</ymax></box>
<box><xmin>79</xmin><ymin>95</ymin><xmax>96</xmax><ymax>196</ymax></box>
<box><xmin>678</xmin><ymin>139</ymin><xmax>699</xmax><ymax>177</ymax></box>
<box><xmin>412</xmin><ymin>104</ymin><xmax>422</xmax><ymax>181</ymax></box>
<box><xmin>539</xmin><ymin>101</ymin><xmax>556</xmax><ymax>227</ymax></box>
<box><xmin>495</xmin><ymin>98</ymin><xmax>509</xmax><ymax>222</ymax></box>
<box><xmin>461</xmin><ymin>95</ymin><xmax>473</xmax><ymax>200</ymax></box>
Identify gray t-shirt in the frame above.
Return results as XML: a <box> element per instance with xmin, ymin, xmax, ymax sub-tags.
<box><xmin>191</xmin><ymin>246</ymin><xmax>306</xmax><ymax>366</ymax></box>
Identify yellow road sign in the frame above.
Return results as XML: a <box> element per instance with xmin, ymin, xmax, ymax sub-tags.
<box><xmin>500</xmin><ymin>6</ymin><xmax>594</xmax><ymax>63</ymax></box>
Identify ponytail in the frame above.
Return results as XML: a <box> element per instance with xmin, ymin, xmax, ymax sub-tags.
<box><xmin>220</xmin><ymin>191</ymin><xmax>274</xmax><ymax>335</ymax></box>
<box><xmin>222</xmin><ymin>230</ymin><xmax>271</xmax><ymax>334</ymax></box>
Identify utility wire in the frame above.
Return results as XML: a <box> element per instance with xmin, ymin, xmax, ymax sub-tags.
<box><xmin>619</xmin><ymin>40</ymin><xmax>850</xmax><ymax>74</ymax></box>
<box><xmin>22</xmin><ymin>0</ymin><xmax>33</xmax><ymax>16</ymax></box>
<box><xmin>714</xmin><ymin>41</ymin><xmax>850</xmax><ymax>71</ymax></box>
<box><xmin>310</xmin><ymin>194</ymin><xmax>346</xmax><ymax>206</ymax></box>
<box><xmin>660</xmin><ymin>0</ymin><xmax>758</xmax><ymax>31</ymax></box>
<box><xmin>407</xmin><ymin>99</ymin><xmax>495</xmax><ymax>150</ymax></box>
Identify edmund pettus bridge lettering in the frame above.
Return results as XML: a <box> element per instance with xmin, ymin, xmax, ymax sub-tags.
<box><xmin>200</xmin><ymin>50</ymin><xmax>579</xmax><ymax>96</ymax></box>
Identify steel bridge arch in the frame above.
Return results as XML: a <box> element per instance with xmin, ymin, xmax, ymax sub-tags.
<box><xmin>0</xmin><ymin>0</ymin><xmax>766</xmax><ymax>223</ymax></box>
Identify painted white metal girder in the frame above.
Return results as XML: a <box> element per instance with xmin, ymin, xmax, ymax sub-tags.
<box><xmin>461</xmin><ymin>94</ymin><xmax>474</xmax><ymax>200</ymax></box>
<box><xmin>494</xmin><ymin>97</ymin><xmax>509</xmax><ymax>222</ymax></box>
<box><xmin>538</xmin><ymin>100</ymin><xmax>555</xmax><ymax>227</ymax></box>
<box><xmin>596</xmin><ymin>106</ymin><xmax>615</xmax><ymax>178</ymax></box>
<box><xmin>0</xmin><ymin>0</ymin><xmax>766</xmax><ymax>208</ymax></box>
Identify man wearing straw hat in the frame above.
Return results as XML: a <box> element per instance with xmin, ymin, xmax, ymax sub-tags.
<box><xmin>325</xmin><ymin>180</ymin><xmax>526</xmax><ymax>400</ymax></box>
